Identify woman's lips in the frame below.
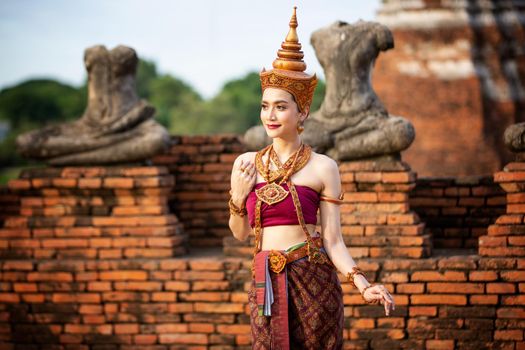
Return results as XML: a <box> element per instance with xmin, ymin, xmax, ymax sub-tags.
<box><xmin>267</xmin><ymin>124</ymin><xmax>281</xmax><ymax>129</ymax></box>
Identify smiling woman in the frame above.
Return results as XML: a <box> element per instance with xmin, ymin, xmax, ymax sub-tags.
<box><xmin>228</xmin><ymin>7</ymin><xmax>395</xmax><ymax>350</ymax></box>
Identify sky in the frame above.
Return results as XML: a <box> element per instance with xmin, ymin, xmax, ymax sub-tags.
<box><xmin>0</xmin><ymin>0</ymin><xmax>380</xmax><ymax>98</ymax></box>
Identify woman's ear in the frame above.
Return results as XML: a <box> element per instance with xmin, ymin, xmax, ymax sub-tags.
<box><xmin>300</xmin><ymin>106</ymin><xmax>310</xmax><ymax>122</ymax></box>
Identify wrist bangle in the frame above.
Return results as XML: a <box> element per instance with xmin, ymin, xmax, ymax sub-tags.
<box><xmin>361</xmin><ymin>284</ymin><xmax>378</xmax><ymax>304</ymax></box>
<box><xmin>345</xmin><ymin>266</ymin><xmax>366</xmax><ymax>288</ymax></box>
<box><xmin>229</xmin><ymin>197</ymin><xmax>247</xmax><ymax>217</ymax></box>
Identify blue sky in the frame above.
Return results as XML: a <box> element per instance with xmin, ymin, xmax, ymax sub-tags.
<box><xmin>0</xmin><ymin>0</ymin><xmax>379</xmax><ymax>98</ymax></box>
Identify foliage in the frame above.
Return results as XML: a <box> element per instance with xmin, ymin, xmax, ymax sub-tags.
<box><xmin>0</xmin><ymin>59</ymin><xmax>326</xmax><ymax>173</ymax></box>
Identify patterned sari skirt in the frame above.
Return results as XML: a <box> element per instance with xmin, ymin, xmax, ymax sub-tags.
<box><xmin>248</xmin><ymin>244</ymin><xmax>344</xmax><ymax>350</ymax></box>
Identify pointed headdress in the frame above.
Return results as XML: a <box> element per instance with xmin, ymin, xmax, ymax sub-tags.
<box><xmin>260</xmin><ymin>7</ymin><xmax>317</xmax><ymax>112</ymax></box>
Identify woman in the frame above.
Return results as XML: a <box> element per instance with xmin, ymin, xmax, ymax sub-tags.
<box><xmin>229</xmin><ymin>8</ymin><xmax>395</xmax><ymax>349</ymax></box>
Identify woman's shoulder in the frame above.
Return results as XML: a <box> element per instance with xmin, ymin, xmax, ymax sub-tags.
<box><xmin>234</xmin><ymin>151</ymin><xmax>257</xmax><ymax>164</ymax></box>
<box><xmin>310</xmin><ymin>151</ymin><xmax>339</xmax><ymax>172</ymax></box>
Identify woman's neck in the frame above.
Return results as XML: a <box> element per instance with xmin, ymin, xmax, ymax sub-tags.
<box><xmin>272</xmin><ymin>137</ymin><xmax>302</xmax><ymax>163</ymax></box>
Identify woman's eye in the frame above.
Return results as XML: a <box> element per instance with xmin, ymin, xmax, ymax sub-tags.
<box><xmin>277</xmin><ymin>105</ymin><xmax>286</xmax><ymax>111</ymax></box>
<box><xmin>261</xmin><ymin>105</ymin><xmax>268</xmax><ymax>110</ymax></box>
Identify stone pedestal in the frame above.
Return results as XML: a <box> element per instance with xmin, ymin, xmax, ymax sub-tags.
<box><xmin>481</xmin><ymin>162</ymin><xmax>525</xmax><ymax>257</ymax></box>
<box><xmin>1</xmin><ymin>166</ymin><xmax>186</xmax><ymax>260</ymax></box>
<box><xmin>339</xmin><ymin>161</ymin><xmax>430</xmax><ymax>259</ymax></box>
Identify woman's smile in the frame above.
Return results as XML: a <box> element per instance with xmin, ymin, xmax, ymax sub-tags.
<box><xmin>266</xmin><ymin>123</ymin><xmax>281</xmax><ymax>129</ymax></box>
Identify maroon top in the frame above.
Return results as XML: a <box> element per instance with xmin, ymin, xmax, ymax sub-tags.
<box><xmin>246</xmin><ymin>182</ymin><xmax>320</xmax><ymax>228</ymax></box>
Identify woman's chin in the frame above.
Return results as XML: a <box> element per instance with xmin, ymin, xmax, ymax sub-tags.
<box><xmin>264</xmin><ymin>128</ymin><xmax>281</xmax><ymax>138</ymax></box>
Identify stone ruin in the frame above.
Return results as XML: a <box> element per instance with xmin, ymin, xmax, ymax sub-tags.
<box><xmin>244</xmin><ymin>20</ymin><xmax>415</xmax><ymax>161</ymax></box>
<box><xmin>16</xmin><ymin>45</ymin><xmax>170</xmax><ymax>165</ymax></box>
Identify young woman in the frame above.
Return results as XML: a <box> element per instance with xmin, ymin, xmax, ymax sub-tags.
<box><xmin>228</xmin><ymin>8</ymin><xmax>395</xmax><ymax>349</ymax></box>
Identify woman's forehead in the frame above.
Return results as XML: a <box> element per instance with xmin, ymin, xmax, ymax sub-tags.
<box><xmin>262</xmin><ymin>88</ymin><xmax>294</xmax><ymax>102</ymax></box>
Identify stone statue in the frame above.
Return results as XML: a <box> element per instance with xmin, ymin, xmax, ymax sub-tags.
<box><xmin>16</xmin><ymin>45</ymin><xmax>170</xmax><ymax>165</ymax></box>
<box><xmin>504</xmin><ymin>122</ymin><xmax>525</xmax><ymax>153</ymax></box>
<box><xmin>244</xmin><ymin>21</ymin><xmax>415</xmax><ymax>160</ymax></box>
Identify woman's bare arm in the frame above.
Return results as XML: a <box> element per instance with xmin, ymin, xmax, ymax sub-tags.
<box><xmin>318</xmin><ymin>156</ymin><xmax>395</xmax><ymax>315</ymax></box>
<box><xmin>228</xmin><ymin>153</ymin><xmax>256</xmax><ymax>241</ymax></box>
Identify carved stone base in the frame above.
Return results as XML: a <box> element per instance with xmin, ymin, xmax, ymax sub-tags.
<box><xmin>1</xmin><ymin>166</ymin><xmax>186</xmax><ymax>260</ymax></box>
<box><xmin>339</xmin><ymin>160</ymin><xmax>430</xmax><ymax>259</ymax></box>
<box><xmin>482</xmin><ymin>162</ymin><xmax>525</xmax><ymax>257</ymax></box>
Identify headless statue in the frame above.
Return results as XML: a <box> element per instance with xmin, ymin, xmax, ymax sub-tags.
<box><xmin>244</xmin><ymin>21</ymin><xmax>415</xmax><ymax>160</ymax></box>
<box><xmin>16</xmin><ymin>45</ymin><xmax>169</xmax><ymax>165</ymax></box>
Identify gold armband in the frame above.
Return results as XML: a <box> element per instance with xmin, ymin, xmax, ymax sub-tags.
<box><xmin>319</xmin><ymin>192</ymin><xmax>344</xmax><ymax>205</ymax></box>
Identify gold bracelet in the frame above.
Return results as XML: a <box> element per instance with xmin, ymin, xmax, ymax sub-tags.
<box><xmin>229</xmin><ymin>197</ymin><xmax>247</xmax><ymax>217</ymax></box>
<box><xmin>361</xmin><ymin>284</ymin><xmax>379</xmax><ymax>304</ymax></box>
<box><xmin>345</xmin><ymin>266</ymin><xmax>366</xmax><ymax>288</ymax></box>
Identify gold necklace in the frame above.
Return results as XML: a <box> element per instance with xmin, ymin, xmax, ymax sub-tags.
<box><xmin>254</xmin><ymin>144</ymin><xmax>310</xmax><ymax>205</ymax></box>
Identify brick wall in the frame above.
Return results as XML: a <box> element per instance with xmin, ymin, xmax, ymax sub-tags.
<box><xmin>152</xmin><ymin>135</ymin><xmax>245</xmax><ymax>249</ymax></box>
<box><xmin>411</xmin><ymin>176</ymin><xmax>506</xmax><ymax>250</ymax></box>
<box><xmin>373</xmin><ymin>0</ymin><xmax>525</xmax><ymax>177</ymax></box>
<box><xmin>0</xmin><ymin>135</ymin><xmax>523</xmax><ymax>349</ymax></box>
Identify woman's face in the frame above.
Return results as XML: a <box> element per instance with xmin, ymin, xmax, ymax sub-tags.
<box><xmin>260</xmin><ymin>88</ymin><xmax>307</xmax><ymax>139</ymax></box>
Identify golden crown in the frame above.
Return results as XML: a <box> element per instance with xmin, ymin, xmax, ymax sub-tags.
<box><xmin>260</xmin><ymin>7</ymin><xmax>317</xmax><ymax>112</ymax></box>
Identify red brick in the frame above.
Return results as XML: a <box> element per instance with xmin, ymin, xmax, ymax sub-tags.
<box><xmin>502</xmin><ymin>295</ymin><xmax>525</xmax><ymax>305</ymax></box>
<box><xmin>179</xmin><ymin>292</ymin><xmax>230</xmax><ymax>302</ymax></box>
<box><xmin>8</xmin><ymin>179</ymin><xmax>31</xmax><ymax>190</ymax></box>
<box><xmin>509</xmin><ymin>236</ymin><xmax>525</xmax><ymax>246</ymax></box>
<box><xmin>396</xmin><ymin>283</ymin><xmax>424</xmax><ymax>294</ymax></box>
<box><xmin>165</xmin><ymin>281</ymin><xmax>191</xmax><ymax>291</ymax></box>
<box><xmin>426</xmin><ymin>340</ymin><xmax>455</xmax><ymax>350</ymax></box>
<box><xmin>27</xmin><ymin>272</ymin><xmax>73</xmax><ymax>282</ymax></box>
<box><xmin>79</xmin><ymin>305</ymin><xmax>103</xmax><ymax>314</ymax></box>
<box><xmin>78</xmin><ymin>178</ymin><xmax>102</xmax><ymax>189</ymax></box>
<box><xmin>378</xmin><ymin>192</ymin><xmax>408</xmax><ymax>202</ymax></box>
<box><xmin>52</xmin><ymin>178</ymin><xmax>77</xmax><ymax>188</ymax></box>
<box><xmin>129</xmin><ymin>335</ymin><xmax>156</xmax><ymax>345</ymax></box>
<box><xmin>189</xmin><ymin>323</ymin><xmax>214</xmax><ymax>333</ymax></box>
<box><xmin>495</xmin><ymin>215</ymin><xmax>523</xmax><ymax>224</ymax></box>
<box><xmin>114</xmin><ymin>324</ymin><xmax>139</xmax><ymax>334</ymax></box>
<box><xmin>159</xmin><ymin>333</ymin><xmax>208</xmax><ymax>344</ymax></box>
<box><xmin>494</xmin><ymin>330</ymin><xmax>524</xmax><ymax>341</ymax></box>
<box><xmin>411</xmin><ymin>271</ymin><xmax>466</xmax><ymax>282</ymax></box>
<box><xmin>3</xmin><ymin>261</ymin><xmax>33</xmax><ymax>271</ymax></box>
<box><xmin>501</xmin><ymin>271</ymin><xmax>525</xmax><ymax>282</ymax></box>
<box><xmin>355</xmin><ymin>172</ymin><xmax>382</xmax><ymax>183</ymax></box>
<box><xmin>497</xmin><ymin>308</ymin><xmax>525</xmax><ymax>318</ymax></box>
<box><xmin>216</xmin><ymin>324</ymin><xmax>251</xmax><ymax>335</ymax></box>
<box><xmin>103</xmin><ymin>177</ymin><xmax>134</xmax><ymax>188</ymax></box>
<box><xmin>427</xmin><ymin>283</ymin><xmax>484</xmax><ymax>294</ymax></box>
<box><xmin>409</xmin><ymin>306</ymin><xmax>437</xmax><ymax>317</ymax></box>
<box><xmin>152</xmin><ymin>292</ymin><xmax>176</xmax><ymax>302</ymax></box>
<box><xmin>487</xmin><ymin>283</ymin><xmax>516</xmax><ymax>294</ymax></box>
<box><xmin>349</xmin><ymin>319</ymin><xmax>375</xmax><ymax>329</ymax></box>
<box><xmin>192</xmin><ymin>281</ymin><xmax>230</xmax><ymax>291</ymax></box>
<box><xmin>99</xmin><ymin>271</ymin><xmax>148</xmax><ymax>281</ymax></box>
<box><xmin>470</xmin><ymin>295</ymin><xmax>498</xmax><ymax>305</ymax></box>
<box><xmin>168</xmin><ymin>303</ymin><xmax>194</xmax><ymax>313</ymax></box>
<box><xmin>194</xmin><ymin>302</ymin><xmax>244</xmax><ymax>313</ymax></box>
<box><xmin>411</xmin><ymin>294</ymin><xmax>467</xmax><ymax>305</ymax></box>
<box><xmin>174</xmin><ymin>271</ymin><xmax>225</xmax><ymax>281</ymax></box>
<box><xmin>52</xmin><ymin>293</ymin><xmax>101</xmax><ymax>303</ymax></box>
<box><xmin>113</xmin><ymin>282</ymin><xmax>162</xmax><ymax>291</ymax></box>
<box><xmin>479</xmin><ymin>236</ymin><xmax>507</xmax><ymax>247</ymax></box>
<box><xmin>495</xmin><ymin>171</ymin><xmax>525</xmax><ymax>182</ymax></box>
<box><xmin>382</xmin><ymin>172</ymin><xmax>415</xmax><ymax>183</ymax></box>
<box><xmin>345</xmin><ymin>192</ymin><xmax>378</xmax><ymax>203</ymax></box>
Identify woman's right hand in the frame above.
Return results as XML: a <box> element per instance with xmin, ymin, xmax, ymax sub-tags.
<box><xmin>230</xmin><ymin>159</ymin><xmax>257</xmax><ymax>207</ymax></box>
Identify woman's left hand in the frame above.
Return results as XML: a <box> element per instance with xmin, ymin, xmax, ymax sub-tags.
<box><xmin>362</xmin><ymin>284</ymin><xmax>395</xmax><ymax>316</ymax></box>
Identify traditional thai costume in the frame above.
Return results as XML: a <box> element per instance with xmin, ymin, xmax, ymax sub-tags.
<box><xmin>245</xmin><ymin>8</ymin><xmax>344</xmax><ymax>349</ymax></box>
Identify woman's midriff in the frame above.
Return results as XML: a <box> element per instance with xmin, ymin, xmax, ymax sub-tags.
<box><xmin>259</xmin><ymin>224</ymin><xmax>319</xmax><ymax>251</ymax></box>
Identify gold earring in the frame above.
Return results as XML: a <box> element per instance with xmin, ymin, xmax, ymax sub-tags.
<box><xmin>297</xmin><ymin>121</ymin><xmax>305</xmax><ymax>134</ymax></box>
